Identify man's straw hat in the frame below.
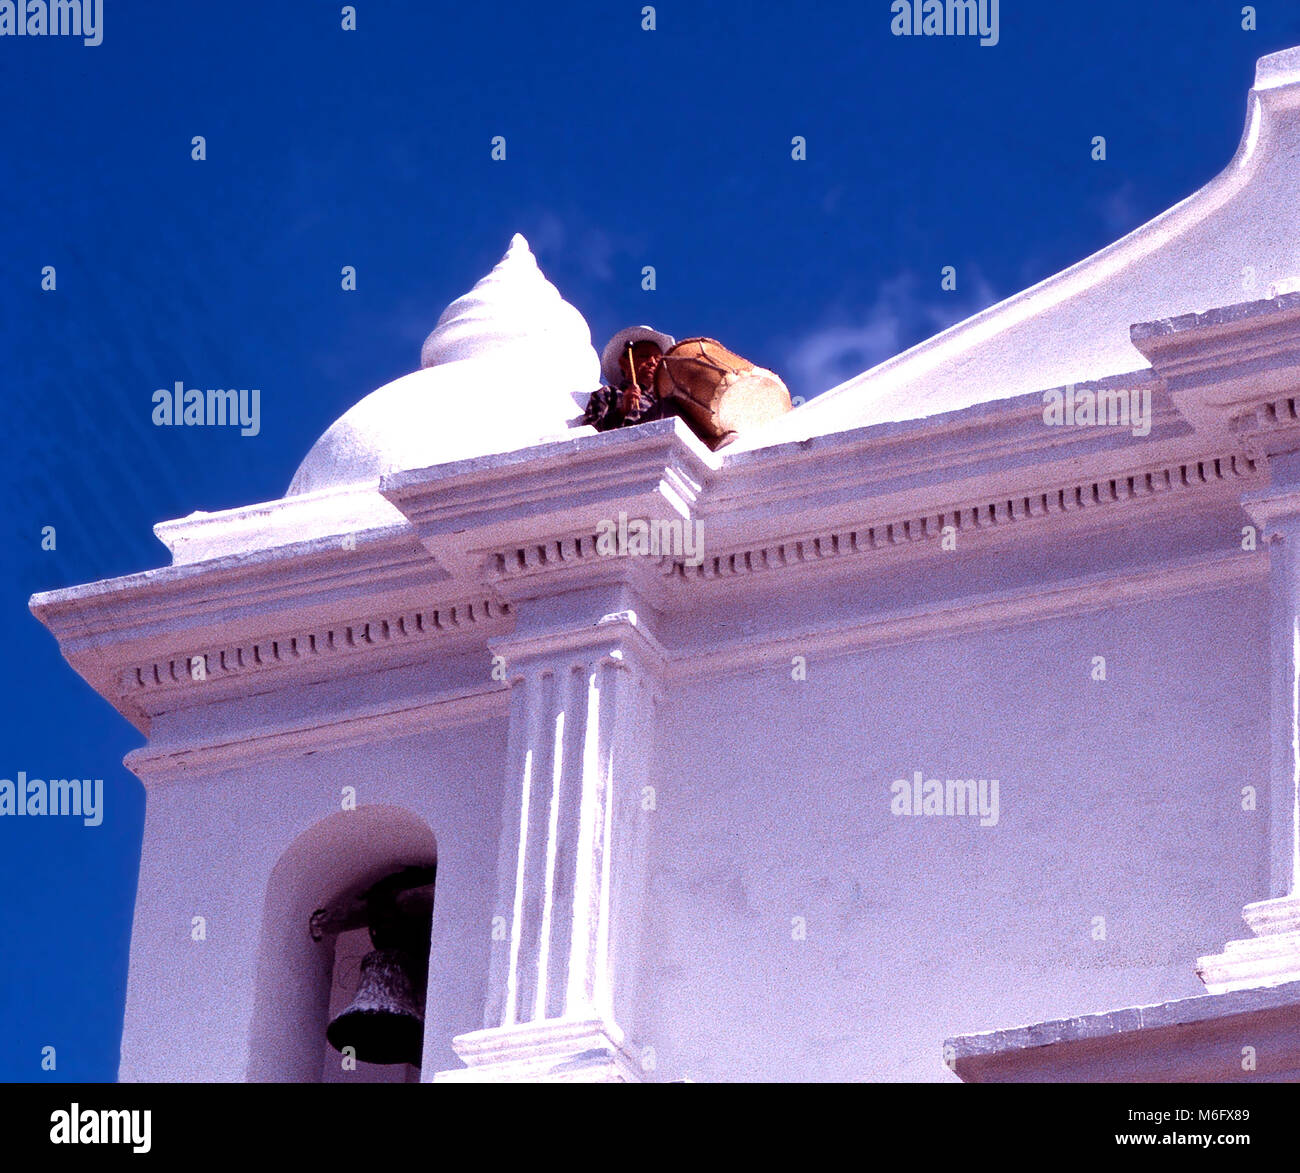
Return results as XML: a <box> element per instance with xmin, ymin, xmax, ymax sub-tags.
<box><xmin>600</xmin><ymin>325</ymin><xmax>676</xmax><ymax>385</ymax></box>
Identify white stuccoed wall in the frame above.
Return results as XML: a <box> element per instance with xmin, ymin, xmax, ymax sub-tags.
<box><xmin>643</xmin><ymin>585</ymin><xmax>1268</xmax><ymax>1081</ymax></box>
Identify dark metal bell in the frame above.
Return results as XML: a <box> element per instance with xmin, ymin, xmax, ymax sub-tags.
<box><xmin>326</xmin><ymin>947</ymin><xmax>424</xmax><ymax>1066</ymax></box>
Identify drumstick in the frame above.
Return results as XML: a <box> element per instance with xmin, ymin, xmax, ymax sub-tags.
<box><xmin>625</xmin><ymin>343</ymin><xmax>638</xmax><ymax>413</ymax></box>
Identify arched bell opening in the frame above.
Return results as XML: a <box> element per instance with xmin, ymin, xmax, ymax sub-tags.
<box><xmin>248</xmin><ymin>806</ymin><xmax>438</xmax><ymax>1082</ymax></box>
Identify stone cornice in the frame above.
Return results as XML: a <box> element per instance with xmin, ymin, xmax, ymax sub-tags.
<box><xmin>123</xmin><ymin>595</ymin><xmax>511</xmax><ymax>712</ymax></box>
<box><xmin>30</xmin><ymin>428</ymin><xmax>1264</xmax><ymax>739</ymax></box>
<box><xmin>1131</xmin><ymin>291</ymin><xmax>1300</xmax><ymax>442</ymax></box>
<box><xmin>1230</xmin><ymin>390</ymin><xmax>1300</xmax><ymax>459</ymax></box>
<box><xmin>28</xmin><ymin>524</ymin><xmax>475</xmax><ymax>732</ymax></box>
<box><xmin>28</xmin><ymin>524</ymin><xmax>443</xmax><ymax>651</ymax></box>
<box><xmin>669</xmin><ymin>449</ymin><xmax>1259</xmax><ymax>583</ymax></box>
<box><xmin>477</xmin><ymin>448</ymin><xmax>1259</xmax><ymax>592</ymax></box>
<box><xmin>378</xmin><ymin>394</ymin><xmax>1234</xmax><ymax>590</ymax></box>
<box><xmin>381</xmin><ymin>419</ymin><xmax>713</xmax><ymax>541</ymax></box>
<box><xmin>1130</xmin><ymin>290</ymin><xmax>1300</xmax><ymax>388</ymax></box>
<box><xmin>480</xmin><ymin>532</ymin><xmax>679</xmax><ymax>614</ymax></box>
<box><xmin>115</xmin><ymin>544</ymin><xmax>1260</xmax><ymax>769</ymax></box>
<box><xmin>28</xmin><ymin>307</ymin><xmax>1287</xmax><ymax>738</ymax></box>
<box><xmin>711</xmin><ymin>372</ymin><xmax>1185</xmax><ymax>519</ymax></box>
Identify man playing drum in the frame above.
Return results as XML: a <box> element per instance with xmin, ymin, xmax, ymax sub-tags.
<box><xmin>582</xmin><ymin>326</ymin><xmax>678</xmax><ymax>432</ymax></box>
<box><xmin>584</xmin><ymin>324</ymin><xmax>794</xmax><ymax>451</ymax></box>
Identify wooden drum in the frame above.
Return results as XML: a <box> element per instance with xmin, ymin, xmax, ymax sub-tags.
<box><xmin>653</xmin><ymin>338</ymin><xmax>792</xmax><ymax>450</ymax></box>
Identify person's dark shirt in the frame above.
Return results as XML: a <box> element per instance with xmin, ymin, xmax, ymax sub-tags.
<box><xmin>582</xmin><ymin>380</ymin><xmax>672</xmax><ymax>431</ymax></box>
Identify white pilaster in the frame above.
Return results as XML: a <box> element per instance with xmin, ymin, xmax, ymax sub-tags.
<box><xmin>436</xmin><ymin>591</ymin><xmax>662</xmax><ymax>1081</ymax></box>
<box><xmin>1199</xmin><ymin>462</ymin><xmax>1300</xmax><ymax>991</ymax></box>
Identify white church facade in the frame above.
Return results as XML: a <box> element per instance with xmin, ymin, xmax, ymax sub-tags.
<box><xmin>28</xmin><ymin>46</ymin><xmax>1300</xmax><ymax>1082</ymax></box>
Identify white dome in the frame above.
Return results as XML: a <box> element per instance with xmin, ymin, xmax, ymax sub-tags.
<box><xmin>288</xmin><ymin>234</ymin><xmax>600</xmax><ymax>496</ymax></box>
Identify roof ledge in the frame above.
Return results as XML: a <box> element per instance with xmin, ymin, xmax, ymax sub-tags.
<box><xmin>1256</xmin><ymin>45</ymin><xmax>1300</xmax><ymax>92</ymax></box>
<box><xmin>1130</xmin><ymin>291</ymin><xmax>1300</xmax><ymax>440</ymax></box>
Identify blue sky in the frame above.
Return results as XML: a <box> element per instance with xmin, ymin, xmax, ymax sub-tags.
<box><xmin>2</xmin><ymin>1</ymin><xmax>1296</xmax><ymax>1081</ymax></box>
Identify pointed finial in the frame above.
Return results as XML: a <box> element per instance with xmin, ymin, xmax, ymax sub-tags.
<box><xmin>288</xmin><ymin>232</ymin><xmax>602</xmax><ymax>495</ymax></box>
<box><xmin>419</xmin><ymin>233</ymin><xmax>593</xmax><ymax>371</ymax></box>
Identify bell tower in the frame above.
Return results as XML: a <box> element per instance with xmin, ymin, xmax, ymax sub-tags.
<box><xmin>29</xmin><ymin>235</ymin><xmax>672</xmax><ymax>1081</ymax></box>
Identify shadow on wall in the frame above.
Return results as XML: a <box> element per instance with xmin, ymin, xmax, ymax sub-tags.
<box><xmin>246</xmin><ymin>805</ymin><xmax>438</xmax><ymax>1082</ymax></box>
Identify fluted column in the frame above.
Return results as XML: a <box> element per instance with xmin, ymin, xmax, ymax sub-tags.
<box><xmin>437</xmin><ymin>598</ymin><xmax>662</xmax><ymax>1081</ymax></box>
<box><xmin>1199</xmin><ymin>456</ymin><xmax>1300</xmax><ymax>991</ymax></box>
